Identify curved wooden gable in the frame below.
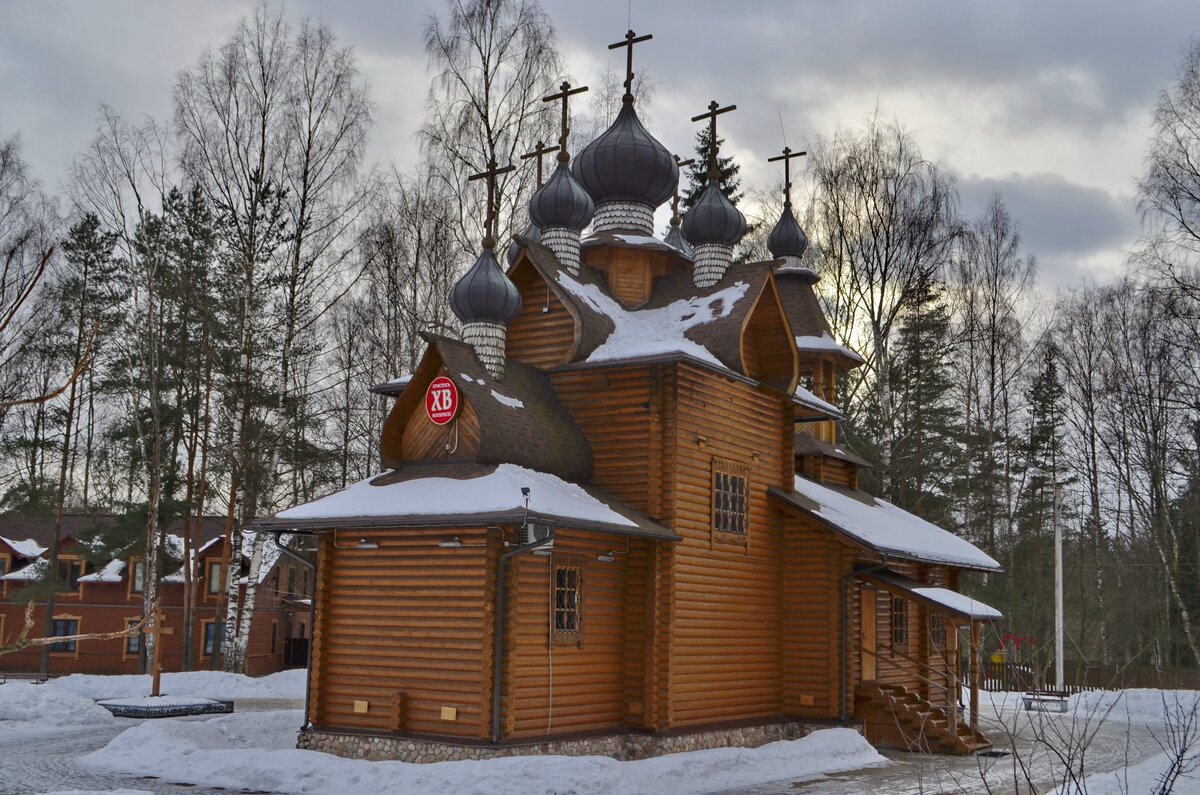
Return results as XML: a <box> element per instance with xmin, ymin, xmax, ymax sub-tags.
<box><xmin>380</xmin><ymin>345</ymin><xmax>482</xmax><ymax>469</ymax></box>
<box><xmin>740</xmin><ymin>272</ymin><xmax>800</xmax><ymax>393</ymax></box>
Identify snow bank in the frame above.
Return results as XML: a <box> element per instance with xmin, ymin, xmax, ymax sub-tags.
<box><xmin>1060</xmin><ymin>748</ymin><xmax>1200</xmax><ymax>794</ymax></box>
<box><xmin>1073</xmin><ymin>688</ymin><xmax>1200</xmax><ymax>723</ymax></box>
<box><xmin>84</xmin><ymin>713</ymin><xmax>886</xmax><ymax>795</ymax></box>
<box><xmin>53</xmin><ymin>668</ymin><xmax>305</xmax><ymax>700</ymax></box>
<box><xmin>0</xmin><ymin>681</ymin><xmax>115</xmax><ymax>725</ymax></box>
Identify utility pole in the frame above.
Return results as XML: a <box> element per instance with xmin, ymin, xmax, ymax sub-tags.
<box><xmin>1053</xmin><ymin>479</ymin><xmax>1064</xmax><ymax>692</ymax></box>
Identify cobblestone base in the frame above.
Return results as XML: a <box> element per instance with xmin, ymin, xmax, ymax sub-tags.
<box><xmin>298</xmin><ymin>719</ymin><xmax>846</xmax><ymax>763</ymax></box>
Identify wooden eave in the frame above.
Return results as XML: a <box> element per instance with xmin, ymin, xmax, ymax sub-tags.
<box><xmin>858</xmin><ymin>568</ymin><xmax>1001</xmax><ymax>623</ymax></box>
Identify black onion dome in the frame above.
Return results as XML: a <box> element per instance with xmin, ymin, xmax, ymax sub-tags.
<box><xmin>449</xmin><ymin>245</ymin><xmax>522</xmax><ymax>325</ymax></box>
<box><xmin>768</xmin><ymin>204</ymin><xmax>808</xmax><ymax>260</ymax></box>
<box><xmin>507</xmin><ymin>221</ymin><xmax>541</xmax><ymax>265</ymax></box>
<box><xmin>528</xmin><ymin>161</ymin><xmax>595</xmax><ymax>230</ymax></box>
<box><xmin>664</xmin><ymin>221</ymin><xmax>695</xmax><ymax>258</ymax></box>
<box><xmin>572</xmin><ymin>102</ymin><xmax>678</xmax><ymax>208</ymax></box>
<box><xmin>681</xmin><ymin>180</ymin><xmax>746</xmax><ymax>246</ymax></box>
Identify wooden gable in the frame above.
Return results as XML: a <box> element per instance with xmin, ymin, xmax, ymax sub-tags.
<box><xmin>380</xmin><ymin>346</ymin><xmax>482</xmax><ymax>469</ymax></box>
<box><xmin>505</xmin><ymin>253</ymin><xmax>580</xmax><ymax>369</ymax></box>
<box><xmin>740</xmin><ymin>273</ymin><xmax>799</xmax><ymax>394</ymax></box>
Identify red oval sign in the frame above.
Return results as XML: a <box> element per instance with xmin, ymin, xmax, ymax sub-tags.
<box><xmin>426</xmin><ymin>376</ymin><xmax>459</xmax><ymax>425</ymax></box>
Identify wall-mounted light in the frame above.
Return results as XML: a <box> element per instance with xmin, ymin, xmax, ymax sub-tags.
<box><xmin>356</xmin><ymin>539</ymin><xmax>379</xmax><ymax>550</ymax></box>
<box><xmin>596</xmin><ymin>553</ymin><xmax>615</xmax><ymax>563</ymax></box>
<box><xmin>438</xmin><ymin>538</ymin><xmax>463</xmax><ymax>549</ymax></box>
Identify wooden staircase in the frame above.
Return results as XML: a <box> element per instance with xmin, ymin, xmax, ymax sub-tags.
<box><xmin>855</xmin><ymin>683</ymin><xmax>992</xmax><ymax>755</ymax></box>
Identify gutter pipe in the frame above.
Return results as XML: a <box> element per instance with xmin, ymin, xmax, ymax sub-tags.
<box><xmin>492</xmin><ymin>531</ymin><xmax>554</xmax><ymax>743</ymax></box>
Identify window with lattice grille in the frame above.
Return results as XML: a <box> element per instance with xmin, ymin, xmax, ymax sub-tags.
<box><xmin>929</xmin><ymin>610</ymin><xmax>945</xmax><ymax>649</ymax></box>
<box><xmin>891</xmin><ymin>597</ymin><xmax>908</xmax><ymax>647</ymax></box>
<box><xmin>712</xmin><ymin>460</ymin><xmax>750</xmax><ymax>538</ymax></box>
<box><xmin>554</xmin><ymin>557</ymin><xmax>583</xmax><ymax>642</ymax></box>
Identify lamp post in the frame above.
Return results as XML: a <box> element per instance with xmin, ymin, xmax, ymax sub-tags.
<box><xmin>1026</xmin><ymin>464</ymin><xmax>1073</xmax><ymax>691</ymax></box>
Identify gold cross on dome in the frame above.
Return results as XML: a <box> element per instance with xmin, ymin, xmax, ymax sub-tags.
<box><xmin>543</xmin><ymin>81</ymin><xmax>588</xmax><ymax>159</ymax></box>
<box><xmin>608</xmin><ymin>29</ymin><xmax>652</xmax><ymax>103</ymax></box>
<box><xmin>521</xmin><ymin>141</ymin><xmax>560</xmax><ymax>188</ymax></box>
<box><xmin>468</xmin><ymin>158</ymin><xmax>516</xmax><ymax>247</ymax></box>
<box><xmin>690</xmin><ymin>100</ymin><xmax>736</xmax><ymax>180</ymax></box>
<box><xmin>768</xmin><ymin>146</ymin><xmax>807</xmax><ymax>207</ymax></box>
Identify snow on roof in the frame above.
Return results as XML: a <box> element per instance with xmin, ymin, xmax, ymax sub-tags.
<box><xmin>78</xmin><ymin>559</ymin><xmax>125</xmax><ymax>583</ymax></box>
<box><xmin>792</xmin><ymin>384</ymin><xmax>842</xmax><ymax>417</ymax></box>
<box><xmin>912</xmin><ymin>586</ymin><xmax>1003</xmax><ymax>620</ymax></box>
<box><xmin>0</xmin><ymin>536</ymin><xmax>47</xmax><ymax>558</ymax></box>
<box><xmin>613</xmin><ymin>233</ymin><xmax>666</xmax><ymax>246</ymax></box>
<box><xmin>489</xmin><ymin>388</ymin><xmax>524</xmax><ymax>409</ymax></box>
<box><xmin>1</xmin><ymin>557</ymin><xmax>47</xmax><ymax>581</ymax></box>
<box><xmin>274</xmin><ymin>463</ymin><xmax>636</xmax><ymax>529</ymax></box>
<box><xmin>790</xmin><ymin>475</ymin><xmax>1000</xmax><ymax>571</ymax></box>
<box><xmin>554</xmin><ymin>268</ymin><xmax>750</xmax><ymax>368</ymax></box>
<box><xmin>795</xmin><ymin>332</ymin><xmax>865</xmax><ymax>364</ymax></box>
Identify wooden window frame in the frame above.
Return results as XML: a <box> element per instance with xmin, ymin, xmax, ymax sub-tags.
<box><xmin>123</xmin><ymin>617</ymin><xmax>141</xmax><ymax>658</ymax></box>
<box><xmin>928</xmin><ymin>610</ymin><xmax>945</xmax><ymax>650</ymax></box>
<box><xmin>200</xmin><ymin>619</ymin><xmax>224</xmax><ymax>658</ymax></box>
<box><xmin>271</xmin><ymin>619</ymin><xmax>278</xmax><ymax>655</ymax></box>
<box><xmin>50</xmin><ymin>614</ymin><xmax>82</xmax><ymax>657</ymax></box>
<box><xmin>206</xmin><ymin>560</ymin><xmax>223</xmax><ymax>596</ymax></box>
<box><xmin>0</xmin><ymin>552</ymin><xmax>10</xmax><ymax>576</ymax></box>
<box><xmin>711</xmin><ymin>457</ymin><xmax>751</xmax><ymax>547</ymax></box>
<box><xmin>890</xmin><ymin>596</ymin><xmax>908</xmax><ymax>648</ymax></box>
<box><xmin>552</xmin><ymin>554</ymin><xmax>585</xmax><ymax>645</ymax></box>
<box><xmin>58</xmin><ymin>557</ymin><xmax>84</xmax><ymax>594</ymax></box>
<box><xmin>127</xmin><ymin>558</ymin><xmax>145</xmax><ymax>597</ymax></box>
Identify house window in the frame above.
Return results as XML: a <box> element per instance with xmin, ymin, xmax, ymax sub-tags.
<box><xmin>287</xmin><ymin>567</ymin><xmax>296</xmax><ymax>598</ymax></box>
<box><xmin>712</xmin><ymin>460</ymin><xmax>750</xmax><ymax>537</ymax></box>
<box><xmin>271</xmin><ymin>621</ymin><xmax>278</xmax><ymax>653</ymax></box>
<box><xmin>202</xmin><ymin>621</ymin><xmax>224</xmax><ymax>656</ymax></box>
<box><xmin>0</xmin><ymin>554</ymin><xmax>9</xmax><ymax>575</ymax></box>
<box><xmin>553</xmin><ymin>557</ymin><xmax>583</xmax><ymax>642</ymax></box>
<box><xmin>207</xmin><ymin>561</ymin><xmax>223</xmax><ymax>594</ymax></box>
<box><xmin>58</xmin><ymin>559</ymin><xmax>82</xmax><ymax>591</ymax></box>
<box><xmin>51</xmin><ymin>618</ymin><xmax>79</xmax><ymax>652</ymax></box>
<box><xmin>126</xmin><ymin>618</ymin><xmax>141</xmax><ymax>655</ymax></box>
<box><xmin>131</xmin><ymin>560</ymin><xmax>145</xmax><ymax>593</ymax></box>
<box><xmin>891</xmin><ymin>597</ymin><xmax>908</xmax><ymax>647</ymax></box>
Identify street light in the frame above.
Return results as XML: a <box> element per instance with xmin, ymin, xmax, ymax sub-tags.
<box><xmin>1025</xmin><ymin>464</ymin><xmax>1076</xmax><ymax>692</ymax></box>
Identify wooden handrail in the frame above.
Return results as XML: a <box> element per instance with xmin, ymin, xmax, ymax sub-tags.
<box><xmin>861</xmin><ymin>644</ymin><xmax>952</xmax><ymax>698</ymax></box>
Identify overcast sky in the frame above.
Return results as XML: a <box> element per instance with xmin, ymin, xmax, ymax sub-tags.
<box><xmin>3</xmin><ymin>1</ymin><xmax>1199</xmax><ymax>289</ymax></box>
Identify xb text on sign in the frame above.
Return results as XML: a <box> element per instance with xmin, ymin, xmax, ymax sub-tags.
<box><xmin>426</xmin><ymin>376</ymin><xmax>459</xmax><ymax>425</ymax></box>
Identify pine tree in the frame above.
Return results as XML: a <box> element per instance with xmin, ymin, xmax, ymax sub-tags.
<box><xmin>681</xmin><ymin>126</ymin><xmax>743</xmax><ymax>210</ymax></box>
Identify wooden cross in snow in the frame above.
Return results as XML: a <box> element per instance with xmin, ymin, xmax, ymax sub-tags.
<box><xmin>468</xmin><ymin>159</ymin><xmax>516</xmax><ymax>247</ymax></box>
<box><xmin>543</xmin><ymin>81</ymin><xmax>588</xmax><ymax>158</ymax></box>
<box><xmin>691</xmin><ymin>101</ymin><xmax>736</xmax><ymax>180</ymax></box>
<box><xmin>768</xmin><ymin>146</ymin><xmax>807</xmax><ymax>207</ymax></box>
<box><xmin>521</xmin><ymin>141</ymin><xmax>560</xmax><ymax>188</ymax></box>
<box><xmin>143</xmin><ymin>609</ymin><xmax>174</xmax><ymax>697</ymax></box>
<box><xmin>609</xmin><ymin>29</ymin><xmax>652</xmax><ymax>103</ymax></box>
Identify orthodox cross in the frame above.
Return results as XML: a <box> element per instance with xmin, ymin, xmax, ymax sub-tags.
<box><xmin>543</xmin><ymin>81</ymin><xmax>588</xmax><ymax>158</ymax></box>
<box><xmin>608</xmin><ymin>29</ymin><xmax>652</xmax><ymax>102</ymax></box>
<box><xmin>768</xmin><ymin>146</ymin><xmax>807</xmax><ymax>207</ymax></box>
<box><xmin>671</xmin><ymin>155</ymin><xmax>696</xmax><ymax>216</ymax></box>
<box><xmin>521</xmin><ymin>141</ymin><xmax>559</xmax><ymax>188</ymax></box>
<box><xmin>144</xmin><ymin>608</ymin><xmax>174</xmax><ymax>697</ymax></box>
<box><xmin>690</xmin><ymin>100</ymin><xmax>736</xmax><ymax>180</ymax></box>
<box><xmin>468</xmin><ymin>158</ymin><xmax>516</xmax><ymax>246</ymax></box>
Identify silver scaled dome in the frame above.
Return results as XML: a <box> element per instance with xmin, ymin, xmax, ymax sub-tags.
<box><xmin>507</xmin><ymin>221</ymin><xmax>541</xmax><ymax>265</ymax></box>
<box><xmin>681</xmin><ymin>180</ymin><xmax>746</xmax><ymax>246</ymax></box>
<box><xmin>572</xmin><ymin>102</ymin><xmax>678</xmax><ymax>210</ymax></box>
<box><xmin>528</xmin><ymin>159</ymin><xmax>595</xmax><ymax>230</ymax></box>
<box><xmin>768</xmin><ymin>204</ymin><xmax>808</xmax><ymax>260</ymax></box>
<box><xmin>449</xmin><ymin>245</ymin><xmax>522</xmax><ymax>325</ymax></box>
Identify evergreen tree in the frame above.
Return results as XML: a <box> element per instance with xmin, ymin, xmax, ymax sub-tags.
<box><xmin>681</xmin><ymin>126</ymin><xmax>743</xmax><ymax>210</ymax></box>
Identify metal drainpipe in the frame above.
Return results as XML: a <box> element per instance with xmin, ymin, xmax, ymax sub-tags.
<box><xmin>492</xmin><ymin>531</ymin><xmax>554</xmax><ymax>743</ymax></box>
<box><xmin>273</xmin><ymin>532</ymin><xmax>316</xmax><ymax>733</ymax></box>
<box><xmin>840</xmin><ymin>552</ymin><xmax>888</xmax><ymax>722</ymax></box>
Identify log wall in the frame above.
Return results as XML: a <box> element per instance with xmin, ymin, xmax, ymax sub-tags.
<box><xmin>506</xmin><ymin>268</ymin><xmax>576</xmax><ymax>368</ymax></box>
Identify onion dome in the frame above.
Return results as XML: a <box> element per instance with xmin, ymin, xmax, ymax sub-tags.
<box><xmin>664</xmin><ymin>218</ymin><xmax>694</xmax><ymax>258</ymax></box>
<box><xmin>528</xmin><ymin>160</ymin><xmax>595</xmax><ymax>230</ymax></box>
<box><xmin>449</xmin><ymin>244</ymin><xmax>522</xmax><ymax>325</ymax></box>
<box><xmin>768</xmin><ymin>203</ymin><xmax>808</xmax><ymax>260</ymax></box>
<box><xmin>507</xmin><ymin>221</ymin><xmax>541</xmax><ymax>265</ymax></box>
<box><xmin>572</xmin><ymin>102</ymin><xmax>678</xmax><ymax>209</ymax></box>
<box><xmin>681</xmin><ymin>181</ymin><xmax>746</xmax><ymax>246</ymax></box>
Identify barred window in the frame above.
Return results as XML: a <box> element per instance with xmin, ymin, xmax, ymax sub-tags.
<box><xmin>554</xmin><ymin>559</ymin><xmax>583</xmax><ymax>641</ymax></box>
<box><xmin>891</xmin><ymin>597</ymin><xmax>908</xmax><ymax>647</ymax></box>
<box><xmin>929</xmin><ymin>610</ymin><xmax>945</xmax><ymax>649</ymax></box>
<box><xmin>712</xmin><ymin>466</ymin><xmax>749</xmax><ymax>536</ymax></box>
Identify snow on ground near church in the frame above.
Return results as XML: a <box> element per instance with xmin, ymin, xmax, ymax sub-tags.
<box><xmin>276</xmin><ymin>463</ymin><xmax>636</xmax><ymax>528</ymax></box>
<box><xmin>0</xmin><ymin>680</ymin><xmax>117</xmax><ymax>732</ymax></box>
<box><xmin>50</xmin><ymin>667</ymin><xmax>306</xmax><ymax>700</ymax></box>
<box><xmin>82</xmin><ymin>713</ymin><xmax>887</xmax><ymax>795</ymax></box>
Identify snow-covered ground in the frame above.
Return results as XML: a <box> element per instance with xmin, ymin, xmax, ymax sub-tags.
<box><xmin>2</xmin><ymin>672</ymin><xmax>1200</xmax><ymax>794</ymax></box>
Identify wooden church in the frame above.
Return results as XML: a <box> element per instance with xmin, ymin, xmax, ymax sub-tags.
<box><xmin>256</xmin><ymin>31</ymin><xmax>1002</xmax><ymax>762</ymax></box>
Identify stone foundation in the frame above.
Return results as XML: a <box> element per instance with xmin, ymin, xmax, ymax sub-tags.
<box><xmin>298</xmin><ymin>719</ymin><xmax>850</xmax><ymax>763</ymax></box>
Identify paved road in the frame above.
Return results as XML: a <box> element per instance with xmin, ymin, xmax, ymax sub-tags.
<box><xmin>726</xmin><ymin>706</ymin><xmax>1166</xmax><ymax>794</ymax></box>
<box><xmin>0</xmin><ymin>699</ymin><xmax>302</xmax><ymax>795</ymax></box>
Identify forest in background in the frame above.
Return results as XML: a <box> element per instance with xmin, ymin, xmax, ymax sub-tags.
<box><xmin>1</xmin><ymin>1</ymin><xmax>1198</xmax><ymax>679</ymax></box>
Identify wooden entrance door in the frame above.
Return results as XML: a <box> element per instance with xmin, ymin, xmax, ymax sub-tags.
<box><xmin>860</xmin><ymin>586</ymin><xmax>876</xmax><ymax>681</ymax></box>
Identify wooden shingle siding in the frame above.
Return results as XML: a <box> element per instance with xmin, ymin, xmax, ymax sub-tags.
<box><xmin>313</xmin><ymin>529</ymin><xmax>493</xmax><ymax>738</ymax></box>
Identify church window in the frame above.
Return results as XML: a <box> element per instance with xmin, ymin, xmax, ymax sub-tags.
<box><xmin>553</xmin><ymin>556</ymin><xmax>584</xmax><ymax>642</ymax></box>
<box><xmin>712</xmin><ymin>459</ymin><xmax>750</xmax><ymax>538</ymax></box>
<box><xmin>891</xmin><ymin>597</ymin><xmax>908</xmax><ymax>647</ymax></box>
<box><xmin>928</xmin><ymin>610</ymin><xmax>945</xmax><ymax>649</ymax></box>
